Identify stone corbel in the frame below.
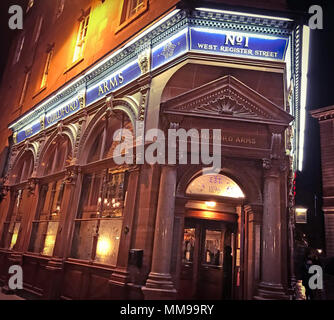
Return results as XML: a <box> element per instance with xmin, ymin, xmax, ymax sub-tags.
<box><xmin>138</xmin><ymin>48</ymin><xmax>151</xmax><ymax>75</ymax></box>
<box><xmin>27</xmin><ymin>178</ymin><xmax>39</xmax><ymax>196</ymax></box>
<box><xmin>64</xmin><ymin>165</ymin><xmax>81</xmax><ymax>185</ymax></box>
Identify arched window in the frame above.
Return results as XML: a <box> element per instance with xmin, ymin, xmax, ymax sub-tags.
<box><xmin>186</xmin><ymin>174</ymin><xmax>245</xmax><ymax>199</ymax></box>
<box><xmin>42</xmin><ymin>137</ymin><xmax>71</xmax><ymax>176</ymax></box>
<box><xmin>70</xmin><ymin>113</ymin><xmax>133</xmax><ymax>265</ymax></box>
<box><xmin>28</xmin><ymin>136</ymin><xmax>70</xmax><ymax>256</ymax></box>
<box><xmin>0</xmin><ymin>151</ymin><xmax>34</xmax><ymax>250</ymax></box>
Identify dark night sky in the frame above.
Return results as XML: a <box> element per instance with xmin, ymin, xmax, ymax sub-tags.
<box><xmin>0</xmin><ymin>0</ymin><xmax>334</xmax><ymax>249</ymax></box>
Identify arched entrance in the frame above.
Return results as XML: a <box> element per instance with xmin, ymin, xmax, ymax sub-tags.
<box><xmin>178</xmin><ymin>173</ymin><xmax>245</xmax><ymax>300</ymax></box>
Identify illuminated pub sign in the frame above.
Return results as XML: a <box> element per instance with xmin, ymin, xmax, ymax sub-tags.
<box><xmin>190</xmin><ymin>28</ymin><xmax>289</xmax><ymax>61</ymax></box>
<box><xmin>12</xmin><ymin>27</ymin><xmax>289</xmax><ymax>145</ymax></box>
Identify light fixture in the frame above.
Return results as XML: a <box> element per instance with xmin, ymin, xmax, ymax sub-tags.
<box><xmin>317</xmin><ymin>249</ymin><xmax>323</xmax><ymax>254</ymax></box>
<box><xmin>298</xmin><ymin>25</ymin><xmax>310</xmax><ymax>171</ymax></box>
<box><xmin>294</xmin><ymin>206</ymin><xmax>308</xmax><ymax>224</ymax></box>
<box><xmin>205</xmin><ymin>201</ymin><xmax>216</xmax><ymax>208</ymax></box>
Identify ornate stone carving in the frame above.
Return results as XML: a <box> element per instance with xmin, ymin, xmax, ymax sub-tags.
<box><xmin>139</xmin><ymin>85</ymin><xmax>150</xmax><ymax>121</ymax></box>
<box><xmin>138</xmin><ymin>49</ymin><xmax>151</xmax><ymax>74</ymax></box>
<box><xmin>163</xmin><ymin>76</ymin><xmax>293</xmax><ymax>125</ymax></box>
<box><xmin>262</xmin><ymin>158</ymin><xmax>271</xmax><ymax>170</ymax></box>
<box><xmin>64</xmin><ymin>166</ymin><xmax>80</xmax><ymax>184</ymax></box>
<box><xmin>78</xmin><ymin>89</ymin><xmax>86</xmax><ymax>109</ymax></box>
<box><xmin>40</xmin><ymin>114</ymin><xmax>45</xmax><ymax>131</ymax></box>
<box><xmin>161</xmin><ymin>42</ymin><xmax>176</xmax><ymax>59</ymax></box>
<box><xmin>27</xmin><ymin>178</ymin><xmax>39</xmax><ymax>196</ymax></box>
<box><xmin>13</xmin><ymin>132</ymin><xmax>17</xmax><ymax>144</ymax></box>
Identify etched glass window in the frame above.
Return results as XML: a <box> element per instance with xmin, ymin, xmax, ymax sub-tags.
<box><xmin>70</xmin><ymin>169</ymin><xmax>126</xmax><ymax>265</ymax></box>
<box><xmin>186</xmin><ymin>174</ymin><xmax>244</xmax><ymax>198</ymax></box>
<box><xmin>29</xmin><ymin>180</ymin><xmax>65</xmax><ymax>256</ymax></box>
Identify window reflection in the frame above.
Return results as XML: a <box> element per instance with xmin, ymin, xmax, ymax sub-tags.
<box><xmin>204</xmin><ymin>230</ymin><xmax>223</xmax><ymax>266</ymax></box>
<box><xmin>183</xmin><ymin>228</ymin><xmax>195</xmax><ymax>263</ymax></box>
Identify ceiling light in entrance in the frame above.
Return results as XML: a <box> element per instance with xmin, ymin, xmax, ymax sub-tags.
<box><xmin>205</xmin><ymin>201</ymin><xmax>216</xmax><ymax>208</ymax></box>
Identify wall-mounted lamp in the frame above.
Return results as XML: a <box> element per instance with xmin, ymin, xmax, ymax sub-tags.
<box><xmin>294</xmin><ymin>207</ymin><xmax>308</xmax><ymax>224</ymax></box>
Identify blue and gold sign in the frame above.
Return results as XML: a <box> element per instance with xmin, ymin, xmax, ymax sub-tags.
<box><xmin>45</xmin><ymin>97</ymin><xmax>80</xmax><ymax>128</ymax></box>
<box><xmin>151</xmin><ymin>29</ymin><xmax>188</xmax><ymax>70</ymax></box>
<box><xmin>190</xmin><ymin>28</ymin><xmax>289</xmax><ymax>61</ymax></box>
<box><xmin>86</xmin><ymin>60</ymin><xmax>142</xmax><ymax>106</ymax></box>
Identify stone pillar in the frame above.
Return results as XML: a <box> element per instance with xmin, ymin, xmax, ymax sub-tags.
<box><xmin>142</xmin><ymin>165</ymin><xmax>177</xmax><ymax>299</ymax></box>
<box><xmin>324</xmin><ymin>212</ymin><xmax>334</xmax><ymax>257</ymax></box>
<box><xmin>244</xmin><ymin>204</ymin><xmax>262</xmax><ymax>300</ymax></box>
<box><xmin>255</xmin><ymin>159</ymin><xmax>288</xmax><ymax>299</ymax></box>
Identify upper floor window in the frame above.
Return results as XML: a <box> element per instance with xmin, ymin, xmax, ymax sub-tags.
<box><xmin>72</xmin><ymin>9</ymin><xmax>90</xmax><ymax>63</ymax></box>
<box><xmin>120</xmin><ymin>0</ymin><xmax>147</xmax><ymax>25</ymax></box>
<box><xmin>13</xmin><ymin>34</ymin><xmax>25</xmax><ymax>64</ymax></box>
<box><xmin>26</xmin><ymin>0</ymin><xmax>34</xmax><ymax>13</ymax></box>
<box><xmin>40</xmin><ymin>46</ymin><xmax>54</xmax><ymax>89</ymax></box>
<box><xmin>33</xmin><ymin>16</ymin><xmax>43</xmax><ymax>44</ymax></box>
<box><xmin>18</xmin><ymin>69</ymin><xmax>31</xmax><ymax>107</ymax></box>
<box><xmin>55</xmin><ymin>0</ymin><xmax>65</xmax><ymax>20</ymax></box>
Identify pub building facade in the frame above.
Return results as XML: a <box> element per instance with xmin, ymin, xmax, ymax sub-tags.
<box><xmin>0</xmin><ymin>0</ymin><xmax>309</xmax><ymax>300</ymax></box>
<box><xmin>311</xmin><ymin>106</ymin><xmax>334</xmax><ymax>259</ymax></box>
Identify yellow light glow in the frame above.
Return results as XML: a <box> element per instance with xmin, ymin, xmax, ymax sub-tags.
<box><xmin>10</xmin><ymin>233</ymin><xmax>18</xmax><ymax>250</ymax></box>
<box><xmin>295</xmin><ymin>207</ymin><xmax>307</xmax><ymax>214</ymax></box>
<box><xmin>205</xmin><ymin>201</ymin><xmax>216</xmax><ymax>208</ymax></box>
<box><xmin>42</xmin><ymin>235</ymin><xmax>56</xmax><ymax>256</ymax></box>
<box><xmin>96</xmin><ymin>237</ymin><xmax>112</xmax><ymax>257</ymax></box>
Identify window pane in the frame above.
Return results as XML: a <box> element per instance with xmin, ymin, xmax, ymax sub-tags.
<box><xmin>70</xmin><ymin>220</ymin><xmax>98</xmax><ymax>261</ymax></box>
<box><xmin>95</xmin><ymin>219</ymin><xmax>122</xmax><ymax>265</ymax></box>
<box><xmin>204</xmin><ymin>230</ymin><xmax>223</xmax><ymax>266</ymax></box>
<box><xmin>183</xmin><ymin>228</ymin><xmax>195</xmax><ymax>263</ymax></box>
<box><xmin>29</xmin><ymin>221</ymin><xmax>48</xmax><ymax>253</ymax></box>
<box><xmin>0</xmin><ymin>222</ymin><xmax>10</xmax><ymax>248</ymax></box>
<box><xmin>77</xmin><ymin>173</ymin><xmax>102</xmax><ymax>219</ymax></box>
<box><xmin>29</xmin><ymin>221</ymin><xmax>59</xmax><ymax>256</ymax></box>
<box><xmin>9</xmin><ymin>222</ymin><xmax>21</xmax><ymax>250</ymax></box>
<box><xmin>42</xmin><ymin>221</ymin><xmax>59</xmax><ymax>256</ymax></box>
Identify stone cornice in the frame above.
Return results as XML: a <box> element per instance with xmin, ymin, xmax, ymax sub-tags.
<box><xmin>310</xmin><ymin>105</ymin><xmax>334</xmax><ymax>121</ymax></box>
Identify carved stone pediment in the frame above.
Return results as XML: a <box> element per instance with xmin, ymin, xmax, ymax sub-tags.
<box><xmin>162</xmin><ymin>75</ymin><xmax>294</xmax><ymax>126</ymax></box>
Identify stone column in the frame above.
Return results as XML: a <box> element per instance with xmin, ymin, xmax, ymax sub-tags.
<box><xmin>256</xmin><ymin>159</ymin><xmax>288</xmax><ymax>299</ymax></box>
<box><xmin>142</xmin><ymin>165</ymin><xmax>177</xmax><ymax>299</ymax></box>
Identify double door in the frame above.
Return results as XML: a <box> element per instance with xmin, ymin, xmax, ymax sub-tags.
<box><xmin>179</xmin><ymin>218</ymin><xmax>236</xmax><ymax>300</ymax></box>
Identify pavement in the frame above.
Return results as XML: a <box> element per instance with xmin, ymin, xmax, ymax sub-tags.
<box><xmin>0</xmin><ymin>289</ymin><xmax>24</xmax><ymax>300</ymax></box>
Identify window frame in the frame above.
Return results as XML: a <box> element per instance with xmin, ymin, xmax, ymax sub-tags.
<box><xmin>40</xmin><ymin>46</ymin><xmax>54</xmax><ymax>90</ymax></box>
<box><xmin>69</xmin><ymin>115</ymin><xmax>133</xmax><ymax>267</ymax></box>
<box><xmin>0</xmin><ymin>152</ymin><xmax>34</xmax><ymax>250</ymax></box>
<box><xmin>71</xmin><ymin>9</ymin><xmax>91</xmax><ymax>65</ymax></box>
<box><xmin>27</xmin><ymin>136</ymin><xmax>71</xmax><ymax>257</ymax></box>
<box><xmin>13</xmin><ymin>34</ymin><xmax>25</xmax><ymax>65</ymax></box>
<box><xmin>116</xmin><ymin>0</ymin><xmax>148</xmax><ymax>34</ymax></box>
